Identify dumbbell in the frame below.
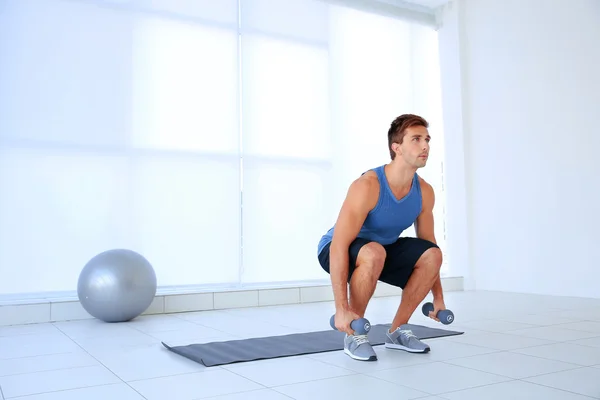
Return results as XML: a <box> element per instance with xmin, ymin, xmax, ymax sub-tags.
<box><xmin>329</xmin><ymin>315</ymin><xmax>371</xmax><ymax>335</ymax></box>
<box><xmin>422</xmin><ymin>302</ymin><xmax>454</xmax><ymax>325</ymax></box>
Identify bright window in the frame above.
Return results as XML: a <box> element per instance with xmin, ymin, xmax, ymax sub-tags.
<box><xmin>0</xmin><ymin>0</ymin><xmax>447</xmax><ymax>295</ymax></box>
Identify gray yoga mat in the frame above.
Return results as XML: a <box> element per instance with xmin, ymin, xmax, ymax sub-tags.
<box><xmin>162</xmin><ymin>323</ymin><xmax>463</xmax><ymax>367</ymax></box>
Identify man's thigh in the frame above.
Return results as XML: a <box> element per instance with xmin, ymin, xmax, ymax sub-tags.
<box><xmin>379</xmin><ymin>237</ymin><xmax>439</xmax><ymax>289</ymax></box>
<box><xmin>318</xmin><ymin>238</ymin><xmax>372</xmax><ymax>281</ymax></box>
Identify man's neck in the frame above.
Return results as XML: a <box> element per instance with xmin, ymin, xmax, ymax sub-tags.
<box><xmin>384</xmin><ymin>162</ymin><xmax>417</xmax><ymax>190</ymax></box>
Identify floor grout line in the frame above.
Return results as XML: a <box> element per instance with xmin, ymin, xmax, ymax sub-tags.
<box><xmin>51</xmin><ymin>324</ymin><xmax>150</xmax><ymax>400</ymax></box>
<box><xmin>515</xmin><ymin>374</ymin><xmax>599</xmax><ymax>399</ymax></box>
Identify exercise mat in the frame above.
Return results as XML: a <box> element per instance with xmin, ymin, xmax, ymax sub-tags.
<box><xmin>162</xmin><ymin>323</ymin><xmax>463</xmax><ymax>367</ymax></box>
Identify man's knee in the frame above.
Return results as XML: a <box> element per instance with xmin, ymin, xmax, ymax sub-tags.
<box><xmin>416</xmin><ymin>247</ymin><xmax>443</xmax><ymax>272</ymax></box>
<box><xmin>356</xmin><ymin>242</ymin><xmax>386</xmax><ymax>270</ymax></box>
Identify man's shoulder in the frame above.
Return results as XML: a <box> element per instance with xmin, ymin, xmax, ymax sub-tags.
<box><xmin>360</xmin><ymin>169</ymin><xmax>379</xmax><ymax>182</ymax></box>
<box><xmin>417</xmin><ymin>175</ymin><xmax>434</xmax><ymax>194</ymax></box>
<box><xmin>354</xmin><ymin>170</ymin><xmax>380</xmax><ymax>192</ymax></box>
<box><xmin>417</xmin><ymin>175</ymin><xmax>435</xmax><ymax>208</ymax></box>
<box><xmin>346</xmin><ymin>170</ymin><xmax>380</xmax><ymax>207</ymax></box>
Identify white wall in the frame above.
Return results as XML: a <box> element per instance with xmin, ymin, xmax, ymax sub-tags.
<box><xmin>440</xmin><ymin>0</ymin><xmax>600</xmax><ymax>297</ymax></box>
<box><xmin>435</xmin><ymin>0</ymin><xmax>472</xmax><ymax>289</ymax></box>
<box><xmin>0</xmin><ymin>0</ymin><xmax>446</xmax><ymax>298</ymax></box>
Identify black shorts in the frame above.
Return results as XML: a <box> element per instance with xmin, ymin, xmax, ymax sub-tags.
<box><xmin>318</xmin><ymin>237</ymin><xmax>438</xmax><ymax>289</ymax></box>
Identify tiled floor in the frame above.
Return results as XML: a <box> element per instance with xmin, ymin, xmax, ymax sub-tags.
<box><xmin>1</xmin><ymin>290</ymin><xmax>600</xmax><ymax>399</ymax></box>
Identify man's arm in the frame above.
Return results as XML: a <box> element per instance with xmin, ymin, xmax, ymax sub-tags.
<box><xmin>329</xmin><ymin>175</ymin><xmax>378</xmax><ymax>311</ymax></box>
<box><xmin>414</xmin><ymin>179</ymin><xmax>444</xmax><ymax>301</ymax></box>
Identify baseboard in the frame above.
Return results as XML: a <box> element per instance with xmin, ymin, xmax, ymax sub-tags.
<box><xmin>0</xmin><ymin>276</ymin><xmax>463</xmax><ymax>326</ymax></box>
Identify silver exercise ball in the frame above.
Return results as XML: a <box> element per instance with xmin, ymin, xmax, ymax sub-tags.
<box><xmin>77</xmin><ymin>249</ymin><xmax>157</xmax><ymax>323</ymax></box>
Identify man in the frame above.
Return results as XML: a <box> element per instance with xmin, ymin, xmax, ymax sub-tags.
<box><xmin>317</xmin><ymin>114</ymin><xmax>446</xmax><ymax>361</ymax></box>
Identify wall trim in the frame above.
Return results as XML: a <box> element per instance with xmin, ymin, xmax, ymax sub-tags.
<box><xmin>0</xmin><ymin>276</ymin><xmax>463</xmax><ymax>326</ymax></box>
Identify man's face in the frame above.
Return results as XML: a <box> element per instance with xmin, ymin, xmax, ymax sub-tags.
<box><xmin>397</xmin><ymin>126</ymin><xmax>431</xmax><ymax>168</ymax></box>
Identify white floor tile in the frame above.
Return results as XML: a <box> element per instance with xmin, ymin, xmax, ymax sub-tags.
<box><xmin>455</xmin><ymin>318</ymin><xmax>538</xmax><ymax>332</ymax></box>
<box><xmin>417</xmin><ymin>398</ymin><xmax>449</xmax><ymax>400</ymax></box>
<box><xmin>222</xmin><ymin>356</ymin><xmax>355</xmax><ymax>387</ymax></box>
<box><xmin>0</xmin><ymin>323</ymin><xmax>61</xmax><ymax>337</ymax></box>
<box><xmin>128</xmin><ymin>369</ymin><xmax>264</xmax><ymax>400</ymax></box>
<box><xmin>444</xmin><ymin>351</ymin><xmax>580</xmax><ymax>379</ymax></box>
<box><xmin>416</xmin><ymin>339</ymin><xmax>501</xmax><ymax>361</ymax></box>
<box><xmin>424</xmin><ymin>324</ymin><xmax>489</xmax><ymax>337</ymax></box>
<box><xmin>176</xmin><ymin>310</ymin><xmax>250</xmax><ymax>327</ymax></box>
<box><xmin>400</xmin><ymin>316</ymin><xmax>489</xmax><ymax>336</ymax></box>
<box><xmin>570</xmin><ymin>336</ymin><xmax>600</xmax><ymax>348</ymax></box>
<box><xmin>511</xmin><ymin>341</ymin><xmax>600</xmax><ymax>366</ymax></box>
<box><xmin>219</xmin><ymin>305</ymin><xmax>305</xmax><ymax>321</ymax></box>
<box><xmin>539</xmin><ymin>308</ymin><xmax>600</xmax><ymax>322</ymax></box>
<box><xmin>202</xmin><ymin>388</ymin><xmax>295</xmax><ymax>399</ymax></box>
<box><xmin>308</xmin><ymin>347</ymin><xmax>432</xmax><ymax>373</ymax></box>
<box><xmin>0</xmin><ymin>333</ymin><xmax>80</xmax><ymax>360</ymax></box>
<box><xmin>0</xmin><ymin>350</ymin><xmax>98</xmax><ymax>377</ymax></box>
<box><xmin>495</xmin><ymin>313</ymin><xmax>582</xmax><ymax>326</ymax></box>
<box><xmin>524</xmin><ymin>367</ymin><xmax>600</xmax><ymax>398</ymax></box>
<box><xmin>71</xmin><ymin>330</ymin><xmax>159</xmax><ymax>356</ymax></box>
<box><xmin>0</xmin><ymin>365</ymin><xmax>121</xmax><ymax>398</ymax></box>
<box><xmin>445</xmin><ymin>331</ymin><xmax>555</xmax><ymax>350</ymax></box>
<box><xmin>366</xmin><ymin>361</ymin><xmax>511</xmax><ymax>395</ymax></box>
<box><xmin>125</xmin><ymin>314</ymin><xmax>208</xmax><ymax>334</ymax></box>
<box><xmin>273</xmin><ymin>374</ymin><xmax>430</xmax><ymax>400</ymax></box>
<box><xmin>53</xmin><ymin>319</ymin><xmax>144</xmax><ymax>339</ymax></box>
<box><xmin>176</xmin><ymin>310</ymin><xmax>302</xmax><ymax>338</ymax></box>
<box><xmin>439</xmin><ymin>379</ymin><xmax>596</xmax><ymax>400</ymax></box>
<box><xmin>0</xmin><ymin>383</ymin><xmax>145</xmax><ymax>400</ymax></box>
<box><xmin>2</xmin><ymin>291</ymin><xmax>600</xmax><ymax>400</ymax></box>
<box><xmin>221</xmin><ymin>306</ymin><xmax>333</xmax><ymax>332</ymax></box>
<box><xmin>93</xmin><ymin>343</ymin><xmax>208</xmax><ymax>381</ymax></box>
<box><xmin>150</xmin><ymin>330</ymin><xmax>241</xmax><ymax>347</ymax></box>
<box><xmin>508</xmin><ymin>326</ymin><xmax>600</xmax><ymax>341</ymax></box>
<box><xmin>556</xmin><ymin>321</ymin><xmax>600</xmax><ymax>334</ymax></box>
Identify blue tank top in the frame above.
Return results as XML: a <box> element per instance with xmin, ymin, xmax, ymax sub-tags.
<box><xmin>317</xmin><ymin>165</ymin><xmax>422</xmax><ymax>255</ymax></box>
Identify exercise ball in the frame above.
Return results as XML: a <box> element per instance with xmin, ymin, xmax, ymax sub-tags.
<box><xmin>77</xmin><ymin>249</ymin><xmax>157</xmax><ymax>323</ymax></box>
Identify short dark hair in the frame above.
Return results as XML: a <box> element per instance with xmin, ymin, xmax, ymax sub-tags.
<box><xmin>387</xmin><ymin>114</ymin><xmax>429</xmax><ymax>159</ymax></box>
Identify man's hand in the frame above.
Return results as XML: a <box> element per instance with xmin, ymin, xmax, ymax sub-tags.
<box><xmin>334</xmin><ymin>307</ymin><xmax>360</xmax><ymax>335</ymax></box>
<box><xmin>428</xmin><ymin>297</ymin><xmax>446</xmax><ymax>322</ymax></box>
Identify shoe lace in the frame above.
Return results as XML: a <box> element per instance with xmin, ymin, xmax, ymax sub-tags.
<box><xmin>399</xmin><ymin>329</ymin><xmax>417</xmax><ymax>340</ymax></box>
<box><xmin>352</xmin><ymin>334</ymin><xmax>369</xmax><ymax>346</ymax></box>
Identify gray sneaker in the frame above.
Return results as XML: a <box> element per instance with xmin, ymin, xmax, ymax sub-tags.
<box><xmin>344</xmin><ymin>334</ymin><xmax>377</xmax><ymax>361</ymax></box>
<box><xmin>385</xmin><ymin>327</ymin><xmax>430</xmax><ymax>353</ymax></box>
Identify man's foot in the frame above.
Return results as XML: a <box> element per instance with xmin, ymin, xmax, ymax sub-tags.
<box><xmin>344</xmin><ymin>334</ymin><xmax>377</xmax><ymax>361</ymax></box>
<box><xmin>385</xmin><ymin>326</ymin><xmax>430</xmax><ymax>353</ymax></box>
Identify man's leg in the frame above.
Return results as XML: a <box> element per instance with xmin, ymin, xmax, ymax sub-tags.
<box><xmin>318</xmin><ymin>239</ymin><xmax>384</xmax><ymax>361</ymax></box>
<box><xmin>348</xmin><ymin>242</ymin><xmax>386</xmax><ymax>317</ymax></box>
<box><xmin>390</xmin><ymin>246</ymin><xmax>443</xmax><ymax>331</ymax></box>
<box><xmin>343</xmin><ymin>240</ymin><xmax>385</xmax><ymax>361</ymax></box>
<box><xmin>377</xmin><ymin>238</ymin><xmax>442</xmax><ymax>353</ymax></box>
